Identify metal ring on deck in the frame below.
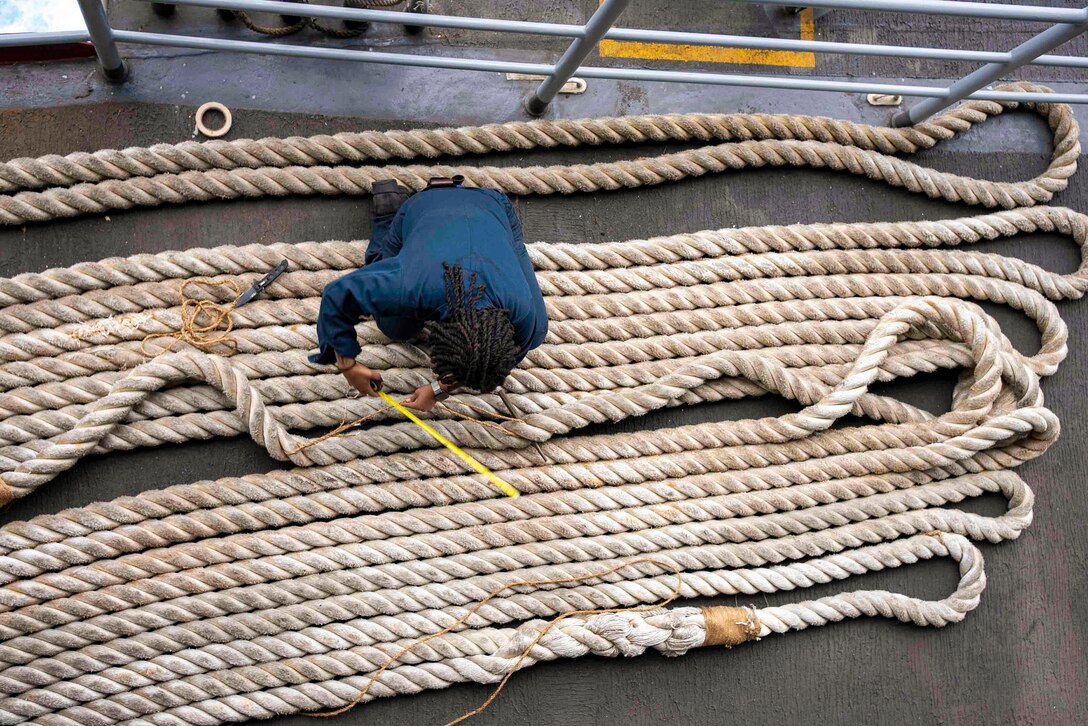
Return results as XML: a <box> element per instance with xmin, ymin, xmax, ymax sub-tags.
<box><xmin>194</xmin><ymin>102</ymin><xmax>233</xmax><ymax>138</ymax></box>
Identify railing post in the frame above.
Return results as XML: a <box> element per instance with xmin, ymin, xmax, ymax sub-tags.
<box><xmin>524</xmin><ymin>0</ymin><xmax>632</xmax><ymax>116</ymax></box>
<box><xmin>77</xmin><ymin>0</ymin><xmax>128</xmax><ymax>82</ymax></box>
<box><xmin>892</xmin><ymin>7</ymin><xmax>1088</xmax><ymax>126</ymax></box>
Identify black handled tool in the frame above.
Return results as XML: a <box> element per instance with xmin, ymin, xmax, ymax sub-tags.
<box><xmin>235</xmin><ymin>260</ymin><xmax>288</xmax><ymax>308</ymax></box>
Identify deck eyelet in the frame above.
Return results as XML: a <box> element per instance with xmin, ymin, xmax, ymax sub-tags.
<box><xmin>194</xmin><ymin>102</ymin><xmax>233</xmax><ymax>138</ymax></box>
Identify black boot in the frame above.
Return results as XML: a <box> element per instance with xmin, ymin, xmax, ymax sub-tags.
<box><xmin>404</xmin><ymin>0</ymin><xmax>428</xmax><ymax>34</ymax></box>
<box><xmin>344</xmin><ymin>0</ymin><xmax>370</xmax><ymax>32</ymax></box>
<box><xmin>372</xmin><ymin>180</ymin><xmax>412</xmax><ymax>217</ymax></box>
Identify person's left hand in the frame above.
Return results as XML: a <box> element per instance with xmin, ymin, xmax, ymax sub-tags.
<box><xmin>402</xmin><ymin>383</ymin><xmax>438</xmax><ymax>412</ymax></box>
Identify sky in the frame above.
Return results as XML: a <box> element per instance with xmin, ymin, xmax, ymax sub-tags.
<box><xmin>0</xmin><ymin>0</ymin><xmax>86</xmax><ymax>34</ymax></box>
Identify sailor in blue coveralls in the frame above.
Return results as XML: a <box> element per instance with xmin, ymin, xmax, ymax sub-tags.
<box><xmin>310</xmin><ymin>178</ymin><xmax>548</xmax><ymax>412</ymax></box>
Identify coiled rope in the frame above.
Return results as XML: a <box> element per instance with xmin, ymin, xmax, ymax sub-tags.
<box><xmin>0</xmin><ymin>88</ymin><xmax>1078</xmax><ymax>724</ymax></box>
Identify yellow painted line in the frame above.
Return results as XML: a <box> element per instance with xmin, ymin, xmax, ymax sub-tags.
<box><xmin>375</xmin><ymin>389</ymin><xmax>520</xmax><ymax>498</ymax></box>
<box><xmin>599</xmin><ymin>7</ymin><xmax>816</xmax><ymax>69</ymax></box>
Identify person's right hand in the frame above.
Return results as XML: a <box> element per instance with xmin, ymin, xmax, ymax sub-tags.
<box><xmin>341</xmin><ymin>364</ymin><xmax>383</xmax><ymax>397</ymax></box>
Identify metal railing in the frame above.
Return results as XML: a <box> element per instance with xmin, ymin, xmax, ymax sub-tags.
<box><xmin>2</xmin><ymin>0</ymin><xmax>1086</xmax><ymax>124</ymax></box>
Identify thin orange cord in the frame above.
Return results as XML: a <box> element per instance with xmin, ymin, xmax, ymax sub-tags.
<box><xmin>140</xmin><ymin>278</ymin><xmax>241</xmax><ymax>356</ymax></box>
<box><xmin>438</xmin><ymin>399</ymin><xmax>525</xmax><ymax>424</ymax></box>
<box><xmin>305</xmin><ymin>557</ymin><xmax>684</xmax><ymax>723</ymax></box>
<box><xmin>287</xmin><ymin>398</ymin><xmax>528</xmax><ymax>455</ymax></box>
<box><xmin>283</xmin><ymin>405</ymin><xmax>396</xmax><ymax>455</ymax></box>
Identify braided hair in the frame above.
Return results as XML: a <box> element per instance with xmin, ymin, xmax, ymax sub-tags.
<box><xmin>427</xmin><ymin>263</ymin><xmax>519</xmax><ymax>393</ymax></box>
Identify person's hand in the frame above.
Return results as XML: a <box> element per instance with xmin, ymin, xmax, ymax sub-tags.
<box><xmin>402</xmin><ymin>383</ymin><xmax>438</xmax><ymax>412</ymax></box>
<box><xmin>341</xmin><ymin>364</ymin><xmax>383</xmax><ymax>397</ymax></box>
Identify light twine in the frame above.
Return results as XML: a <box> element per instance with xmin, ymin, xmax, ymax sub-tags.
<box><xmin>138</xmin><ymin>277</ymin><xmax>241</xmax><ymax>356</ymax></box>
<box><xmin>307</xmin><ymin>558</ymin><xmax>684</xmax><ymax>725</ymax></box>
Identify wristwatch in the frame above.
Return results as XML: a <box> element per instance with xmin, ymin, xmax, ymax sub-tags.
<box><xmin>430</xmin><ymin>379</ymin><xmax>451</xmax><ymax>402</ymax></box>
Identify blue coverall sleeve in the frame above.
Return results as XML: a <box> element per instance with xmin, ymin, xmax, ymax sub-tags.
<box><xmin>499</xmin><ymin>194</ymin><xmax>549</xmax><ymax>358</ymax></box>
<box><xmin>309</xmin><ymin>262</ymin><xmax>410</xmax><ymax>364</ymax></box>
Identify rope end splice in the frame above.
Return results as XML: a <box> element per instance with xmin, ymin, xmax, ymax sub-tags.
<box><xmin>700</xmin><ymin>606</ymin><xmax>762</xmax><ymax>648</ymax></box>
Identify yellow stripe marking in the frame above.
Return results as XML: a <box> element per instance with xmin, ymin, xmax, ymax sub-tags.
<box><xmin>599</xmin><ymin>7</ymin><xmax>816</xmax><ymax>69</ymax></box>
<box><xmin>376</xmin><ymin>390</ymin><xmax>520</xmax><ymax>498</ymax></box>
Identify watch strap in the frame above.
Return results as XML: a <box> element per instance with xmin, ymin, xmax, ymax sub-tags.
<box><xmin>431</xmin><ymin>379</ymin><xmax>450</xmax><ymax>401</ymax></box>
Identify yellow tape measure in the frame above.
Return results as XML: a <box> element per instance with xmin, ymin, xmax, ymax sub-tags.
<box><xmin>374</xmin><ymin>389</ymin><xmax>519</xmax><ymax>498</ymax></box>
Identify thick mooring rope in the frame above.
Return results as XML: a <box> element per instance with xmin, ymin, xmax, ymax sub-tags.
<box><xmin>0</xmin><ymin>82</ymin><xmax>1078</xmax><ymax>225</ymax></box>
<box><xmin>0</xmin><ymin>203</ymin><xmax>1082</xmax><ymax>501</ymax></box>
<box><xmin>0</xmin><ymin>90</ymin><xmax>1078</xmax><ymax>724</ymax></box>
